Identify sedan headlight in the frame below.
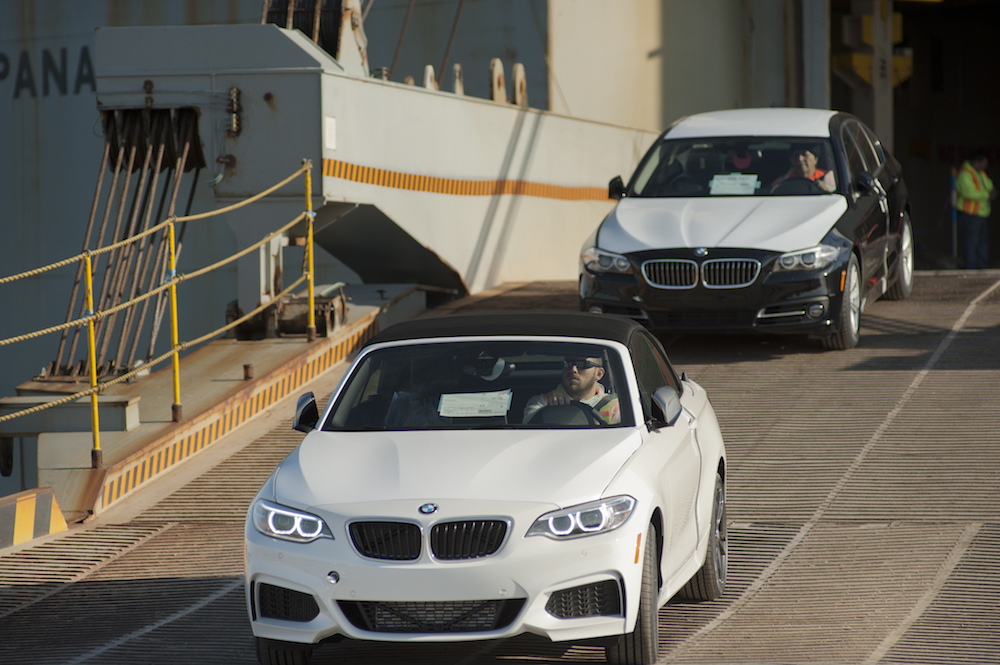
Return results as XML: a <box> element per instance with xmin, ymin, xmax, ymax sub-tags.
<box><xmin>581</xmin><ymin>247</ymin><xmax>633</xmax><ymax>274</ymax></box>
<box><xmin>527</xmin><ymin>496</ymin><xmax>636</xmax><ymax>539</ymax></box>
<box><xmin>252</xmin><ymin>500</ymin><xmax>333</xmax><ymax>543</ymax></box>
<box><xmin>773</xmin><ymin>244</ymin><xmax>842</xmax><ymax>272</ymax></box>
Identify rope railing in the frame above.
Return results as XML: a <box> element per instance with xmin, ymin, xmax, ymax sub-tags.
<box><xmin>0</xmin><ymin>162</ymin><xmax>310</xmax><ymax>287</ymax></box>
<box><xmin>0</xmin><ymin>160</ymin><xmax>318</xmax><ymax>468</ymax></box>
<box><xmin>0</xmin><ymin>212</ymin><xmax>309</xmax><ymax>348</ymax></box>
<box><xmin>0</xmin><ymin>274</ymin><xmax>310</xmax><ymax>426</ymax></box>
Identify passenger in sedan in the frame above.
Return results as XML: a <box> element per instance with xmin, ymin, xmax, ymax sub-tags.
<box><xmin>523</xmin><ymin>356</ymin><xmax>620</xmax><ymax>425</ymax></box>
<box><xmin>383</xmin><ymin>357</ymin><xmax>454</xmax><ymax>427</ymax></box>
<box><xmin>772</xmin><ymin>146</ymin><xmax>836</xmax><ymax>192</ymax></box>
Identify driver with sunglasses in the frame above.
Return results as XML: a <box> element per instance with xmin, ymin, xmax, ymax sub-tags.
<box><xmin>522</xmin><ymin>356</ymin><xmax>621</xmax><ymax>425</ymax></box>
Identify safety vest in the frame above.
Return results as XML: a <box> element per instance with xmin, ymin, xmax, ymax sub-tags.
<box><xmin>773</xmin><ymin>167</ymin><xmax>828</xmax><ymax>185</ymax></box>
<box><xmin>956</xmin><ymin>161</ymin><xmax>994</xmax><ymax>218</ymax></box>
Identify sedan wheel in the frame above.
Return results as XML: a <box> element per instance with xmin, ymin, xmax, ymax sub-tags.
<box><xmin>822</xmin><ymin>253</ymin><xmax>861</xmax><ymax>350</ymax></box>
<box><xmin>606</xmin><ymin>525</ymin><xmax>659</xmax><ymax>665</ymax></box>
<box><xmin>884</xmin><ymin>214</ymin><xmax>914</xmax><ymax>300</ymax></box>
<box><xmin>677</xmin><ymin>472</ymin><xmax>727</xmax><ymax>601</ymax></box>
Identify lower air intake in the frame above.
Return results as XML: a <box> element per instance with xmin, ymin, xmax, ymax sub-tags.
<box><xmin>338</xmin><ymin>598</ymin><xmax>525</xmax><ymax>633</ymax></box>
<box><xmin>257</xmin><ymin>583</ymin><xmax>320</xmax><ymax>622</ymax></box>
<box><xmin>545</xmin><ymin>580</ymin><xmax>622</xmax><ymax>618</ymax></box>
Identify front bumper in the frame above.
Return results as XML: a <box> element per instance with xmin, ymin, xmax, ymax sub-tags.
<box><xmin>580</xmin><ymin>248</ymin><xmax>851</xmax><ymax>337</ymax></box>
<box><xmin>245</xmin><ymin>499</ymin><xmax>650</xmax><ymax>646</ymax></box>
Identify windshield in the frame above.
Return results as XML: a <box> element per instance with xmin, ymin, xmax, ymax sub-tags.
<box><xmin>322</xmin><ymin>340</ymin><xmax>633</xmax><ymax>431</ymax></box>
<box><xmin>630</xmin><ymin>137</ymin><xmax>838</xmax><ymax>197</ymax></box>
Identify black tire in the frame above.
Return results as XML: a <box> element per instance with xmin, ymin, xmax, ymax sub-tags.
<box><xmin>884</xmin><ymin>214</ymin><xmax>914</xmax><ymax>301</ymax></box>
<box><xmin>256</xmin><ymin>637</ymin><xmax>313</xmax><ymax>665</ymax></box>
<box><xmin>676</xmin><ymin>472</ymin><xmax>727</xmax><ymax>601</ymax></box>
<box><xmin>822</xmin><ymin>253</ymin><xmax>861</xmax><ymax>350</ymax></box>
<box><xmin>606</xmin><ymin>525</ymin><xmax>659</xmax><ymax>665</ymax></box>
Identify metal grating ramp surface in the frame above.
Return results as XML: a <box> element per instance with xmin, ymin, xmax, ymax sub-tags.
<box><xmin>1</xmin><ymin>274</ymin><xmax>999</xmax><ymax>664</ymax></box>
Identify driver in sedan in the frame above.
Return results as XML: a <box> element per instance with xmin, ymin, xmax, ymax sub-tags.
<box><xmin>772</xmin><ymin>145</ymin><xmax>836</xmax><ymax>193</ymax></box>
<box><xmin>523</xmin><ymin>356</ymin><xmax>620</xmax><ymax>425</ymax></box>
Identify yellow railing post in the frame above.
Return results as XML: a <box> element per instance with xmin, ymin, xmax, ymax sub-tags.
<box><xmin>84</xmin><ymin>251</ymin><xmax>103</xmax><ymax>468</ymax></box>
<box><xmin>168</xmin><ymin>219</ymin><xmax>183</xmax><ymax>422</ymax></box>
<box><xmin>304</xmin><ymin>159</ymin><xmax>317</xmax><ymax>342</ymax></box>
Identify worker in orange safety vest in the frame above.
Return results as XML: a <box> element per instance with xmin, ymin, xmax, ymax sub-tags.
<box><xmin>955</xmin><ymin>150</ymin><xmax>997</xmax><ymax>269</ymax></box>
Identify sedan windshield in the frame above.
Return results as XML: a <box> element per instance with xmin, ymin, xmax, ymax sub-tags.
<box><xmin>630</xmin><ymin>137</ymin><xmax>838</xmax><ymax>197</ymax></box>
<box><xmin>322</xmin><ymin>341</ymin><xmax>633</xmax><ymax>430</ymax></box>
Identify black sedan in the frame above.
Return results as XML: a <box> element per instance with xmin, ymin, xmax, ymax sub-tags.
<box><xmin>579</xmin><ymin>108</ymin><xmax>914</xmax><ymax>349</ymax></box>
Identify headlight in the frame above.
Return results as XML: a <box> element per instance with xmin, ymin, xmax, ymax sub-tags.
<box><xmin>527</xmin><ymin>496</ymin><xmax>635</xmax><ymax>539</ymax></box>
<box><xmin>581</xmin><ymin>247</ymin><xmax>633</xmax><ymax>274</ymax></box>
<box><xmin>252</xmin><ymin>500</ymin><xmax>333</xmax><ymax>543</ymax></box>
<box><xmin>773</xmin><ymin>244</ymin><xmax>841</xmax><ymax>272</ymax></box>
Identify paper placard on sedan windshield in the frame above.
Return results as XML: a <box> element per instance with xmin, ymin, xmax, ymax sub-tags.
<box><xmin>709</xmin><ymin>173</ymin><xmax>760</xmax><ymax>195</ymax></box>
<box><xmin>439</xmin><ymin>390</ymin><xmax>512</xmax><ymax>417</ymax></box>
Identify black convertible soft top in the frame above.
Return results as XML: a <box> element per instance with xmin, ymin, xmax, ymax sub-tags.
<box><xmin>367</xmin><ymin>311</ymin><xmax>647</xmax><ymax>347</ymax></box>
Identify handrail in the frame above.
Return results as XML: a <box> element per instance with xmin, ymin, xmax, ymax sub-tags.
<box><xmin>0</xmin><ymin>162</ymin><xmax>310</xmax><ymax>287</ymax></box>
<box><xmin>0</xmin><ymin>160</ymin><xmax>318</xmax><ymax>469</ymax></box>
<box><xmin>0</xmin><ymin>212</ymin><xmax>309</xmax><ymax>348</ymax></box>
<box><xmin>0</xmin><ymin>274</ymin><xmax>310</xmax><ymax>424</ymax></box>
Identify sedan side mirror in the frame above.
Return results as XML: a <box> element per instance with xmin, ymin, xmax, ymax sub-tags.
<box><xmin>856</xmin><ymin>171</ymin><xmax>876</xmax><ymax>195</ymax></box>
<box><xmin>293</xmin><ymin>392</ymin><xmax>319</xmax><ymax>432</ymax></box>
<box><xmin>608</xmin><ymin>176</ymin><xmax>626</xmax><ymax>200</ymax></box>
<box><xmin>651</xmin><ymin>386</ymin><xmax>682</xmax><ymax>427</ymax></box>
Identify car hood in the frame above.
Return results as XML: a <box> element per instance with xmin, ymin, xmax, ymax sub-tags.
<box><xmin>273</xmin><ymin>428</ymin><xmax>643</xmax><ymax>509</ymax></box>
<box><xmin>598</xmin><ymin>195</ymin><xmax>848</xmax><ymax>254</ymax></box>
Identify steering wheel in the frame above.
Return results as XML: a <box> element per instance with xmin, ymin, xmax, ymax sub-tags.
<box><xmin>770</xmin><ymin>178</ymin><xmax>824</xmax><ymax>195</ymax></box>
<box><xmin>528</xmin><ymin>402</ymin><xmax>610</xmax><ymax>427</ymax></box>
<box><xmin>667</xmin><ymin>174</ymin><xmax>703</xmax><ymax>195</ymax></box>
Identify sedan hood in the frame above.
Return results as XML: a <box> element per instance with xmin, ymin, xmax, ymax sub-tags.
<box><xmin>274</xmin><ymin>428</ymin><xmax>643</xmax><ymax>509</ymax></box>
<box><xmin>599</xmin><ymin>195</ymin><xmax>848</xmax><ymax>254</ymax></box>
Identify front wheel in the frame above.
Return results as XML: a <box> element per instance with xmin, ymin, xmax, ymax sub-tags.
<box><xmin>822</xmin><ymin>253</ymin><xmax>861</xmax><ymax>350</ymax></box>
<box><xmin>884</xmin><ymin>214</ymin><xmax>914</xmax><ymax>300</ymax></box>
<box><xmin>606</xmin><ymin>525</ymin><xmax>659</xmax><ymax>664</ymax></box>
<box><xmin>676</xmin><ymin>472</ymin><xmax>727</xmax><ymax>601</ymax></box>
<box><xmin>256</xmin><ymin>637</ymin><xmax>313</xmax><ymax>665</ymax></box>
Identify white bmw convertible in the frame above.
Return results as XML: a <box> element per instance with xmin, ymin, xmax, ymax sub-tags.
<box><xmin>245</xmin><ymin>311</ymin><xmax>727</xmax><ymax>665</ymax></box>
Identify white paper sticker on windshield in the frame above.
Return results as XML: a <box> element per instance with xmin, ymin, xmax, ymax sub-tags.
<box><xmin>438</xmin><ymin>390</ymin><xmax>513</xmax><ymax>417</ymax></box>
<box><xmin>709</xmin><ymin>173</ymin><xmax>761</xmax><ymax>195</ymax></box>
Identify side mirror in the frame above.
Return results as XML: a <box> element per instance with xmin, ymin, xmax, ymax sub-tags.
<box><xmin>651</xmin><ymin>386</ymin><xmax>682</xmax><ymax>427</ymax></box>
<box><xmin>856</xmin><ymin>171</ymin><xmax>876</xmax><ymax>195</ymax></box>
<box><xmin>608</xmin><ymin>176</ymin><xmax>626</xmax><ymax>200</ymax></box>
<box><xmin>293</xmin><ymin>392</ymin><xmax>319</xmax><ymax>432</ymax></box>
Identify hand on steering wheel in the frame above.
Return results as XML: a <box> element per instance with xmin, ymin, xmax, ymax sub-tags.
<box><xmin>771</xmin><ymin>178</ymin><xmax>824</xmax><ymax>195</ymax></box>
<box><xmin>528</xmin><ymin>400</ymin><xmax>609</xmax><ymax>426</ymax></box>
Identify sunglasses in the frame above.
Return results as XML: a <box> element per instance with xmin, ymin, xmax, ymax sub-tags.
<box><xmin>563</xmin><ymin>358</ymin><xmax>601</xmax><ymax>370</ymax></box>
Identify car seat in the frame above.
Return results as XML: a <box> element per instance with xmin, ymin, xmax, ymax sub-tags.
<box><xmin>685</xmin><ymin>148</ymin><xmax>725</xmax><ymax>188</ymax></box>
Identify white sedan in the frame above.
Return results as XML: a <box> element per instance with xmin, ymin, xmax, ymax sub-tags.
<box><xmin>245</xmin><ymin>311</ymin><xmax>727</xmax><ymax>665</ymax></box>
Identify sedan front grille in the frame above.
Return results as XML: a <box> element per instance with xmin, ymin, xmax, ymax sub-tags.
<box><xmin>701</xmin><ymin>258</ymin><xmax>760</xmax><ymax>288</ymax></box>
<box><xmin>642</xmin><ymin>259</ymin><xmax>698</xmax><ymax>289</ymax></box>
<box><xmin>430</xmin><ymin>520</ymin><xmax>508</xmax><ymax>560</ymax></box>
<box><xmin>642</xmin><ymin>258</ymin><xmax>760</xmax><ymax>289</ymax></box>
<box><xmin>338</xmin><ymin>598</ymin><xmax>526</xmax><ymax>633</ymax></box>
<box><xmin>349</xmin><ymin>521</ymin><xmax>421</xmax><ymax>560</ymax></box>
